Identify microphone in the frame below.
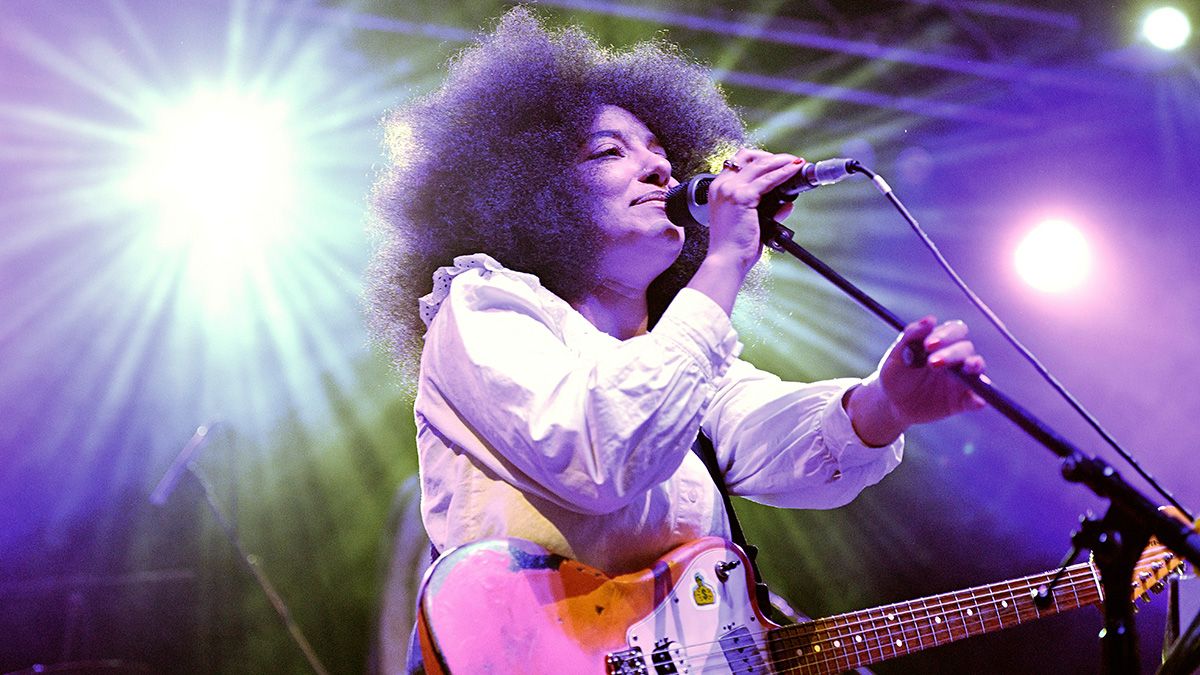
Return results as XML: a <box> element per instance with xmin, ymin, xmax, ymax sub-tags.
<box><xmin>149</xmin><ymin>422</ymin><xmax>219</xmax><ymax>506</ymax></box>
<box><xmin>665</xmin><ymin>157</ymin><xmax>859</xmax><ymax>229</ymax></box>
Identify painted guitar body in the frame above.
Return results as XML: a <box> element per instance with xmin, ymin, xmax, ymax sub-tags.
<box><xmin>417</xmin><ymin>537</ymin><xmax>773</xmax><ymax>674</ymax></box>
<box><xmin>416</xmin><ymin>524</ymin><xmax>1186</xmax><ymax>674</ymax></box>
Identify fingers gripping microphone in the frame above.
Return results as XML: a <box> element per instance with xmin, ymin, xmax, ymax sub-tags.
<box><xmin>665</xmin><ymin>157</ymin><xmax>859</xmax><ymax>229</ymax></box>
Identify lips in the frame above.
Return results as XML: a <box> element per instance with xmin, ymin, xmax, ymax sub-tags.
<box><xmin>631</xmin><ymin>191</ymin><xmax>668</xmax><ymax>206</ymax></box>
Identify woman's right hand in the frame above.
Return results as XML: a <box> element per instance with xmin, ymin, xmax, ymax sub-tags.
<box><xmin>686</xmin><ymin>149</ymin><xmax>807</xmax><ymax>315</ymax></box>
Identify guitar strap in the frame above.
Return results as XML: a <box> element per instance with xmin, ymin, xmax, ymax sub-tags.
<box><xmin>691</xmin><ymin>430</ymin><xmax>777</xmax><ymax>619</ymax></box>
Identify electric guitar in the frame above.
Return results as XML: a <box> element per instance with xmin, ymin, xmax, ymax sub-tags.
<box><xmin>416</xmin><ymin>516</ymin><xmax>1191</xmax><ymax>674</ymax></box>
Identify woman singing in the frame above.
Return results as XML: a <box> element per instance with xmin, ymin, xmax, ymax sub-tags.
<box><xmin>367</xmin><ymin>7</ymin><xmax>985</xmax><ymax>668</ymax></box>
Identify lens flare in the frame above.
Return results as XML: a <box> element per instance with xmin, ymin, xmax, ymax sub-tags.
<box><xmin>1142</xmin><ymin>7</ymin><xmax>1191</xmax><ymax>51</ymax></box>
<box><xmin>1014</xmin><ymin>218</ymin><xmax>1092</xmax><ymax>293</ymax></box>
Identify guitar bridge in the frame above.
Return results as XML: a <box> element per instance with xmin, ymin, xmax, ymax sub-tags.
<box><xmin>606</xmin><ymin>646</ymin><xmax>648</xmax><ymax>674</ymax></box>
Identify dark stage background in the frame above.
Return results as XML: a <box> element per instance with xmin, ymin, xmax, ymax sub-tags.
<box><xmin>2</xmin><ymin>1</ymin><xmax>1199</xmax><ymax>672</ymax></box>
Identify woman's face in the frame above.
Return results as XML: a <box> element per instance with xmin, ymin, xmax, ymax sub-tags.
<box><xmin>577</xmin><ymin>105</ymin><xmax>685</xmax><ymax>289</ymax></box>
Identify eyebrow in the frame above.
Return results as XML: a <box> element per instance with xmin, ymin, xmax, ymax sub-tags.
<box><xmin>585</xmin><ymin>129</ymin><xmax>666</xmax><ymax>153</ymax></box>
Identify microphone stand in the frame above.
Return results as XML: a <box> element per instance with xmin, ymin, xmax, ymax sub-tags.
<box><xmin>151</xmin><ymin>430</ymin><xmax>330</xmax><ymax>675</ymax></box>
<box><xmin>1160</xmin><ymin>576</ymin><xmax>1200</xmax><ymax>674</ymax></box>
<box><xmin>755</xmin><ymin>204</ymin><xmax>1200</xmax><ymax>674</ymax></box>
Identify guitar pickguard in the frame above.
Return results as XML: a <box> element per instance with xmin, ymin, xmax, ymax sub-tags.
<box><xmin>623</xmin><ymin>544</ymin><xmax>771</xmax><ymax>674</ymax></box>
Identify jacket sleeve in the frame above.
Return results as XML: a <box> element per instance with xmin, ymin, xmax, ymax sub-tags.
<box><xmin>417</xmin><ymin>267</ymin><xmax>741</xmax><ymax>515</ymax></box>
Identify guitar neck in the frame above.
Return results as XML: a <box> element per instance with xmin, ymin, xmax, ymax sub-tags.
<box><xmin>768</xmin><ymin>561</ymin><xmax>1101</xmax><ymax>673</ymax></box>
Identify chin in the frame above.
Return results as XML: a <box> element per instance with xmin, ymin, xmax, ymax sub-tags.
<box><xmin>660</xmin><ymin>223</ymin><xmax>686</xmax><ymax>252</ymax></box>
<box><xmin>657</xmin><ymin>217</ymin><xmax>685</xmax><ymax>240</ymax></box>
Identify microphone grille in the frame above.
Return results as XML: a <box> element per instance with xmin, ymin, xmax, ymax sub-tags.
<box><xmin>664</xmin><ymin>181</ymin><xmax>689</xmax><ymax>204</ymax></box>
<box><xmin>665</xmin><ymin>174</ymin><xmax>716</xmax><ymax>229</ymax></box>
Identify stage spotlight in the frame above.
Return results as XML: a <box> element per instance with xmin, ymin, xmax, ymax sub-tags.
<box><xmin>1142</xmin><ymin>7</ymin><xmax>1191</xmax><ymax>51</ymax></box>
<box><xmin>1014</xmin><ymin>218</ymin><xmax>1092</xmax><ymax>293</ymax></box>
<box><xmin>122</xmin><ymin>89</ymin><xmax>300</xmax><ymax>298</ymax></box>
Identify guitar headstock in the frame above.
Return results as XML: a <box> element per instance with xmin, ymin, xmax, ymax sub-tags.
<box><xmin>1130</xmin><ymin>505</ymin><xmax>1196</xmax><ymax>603</ymax></box>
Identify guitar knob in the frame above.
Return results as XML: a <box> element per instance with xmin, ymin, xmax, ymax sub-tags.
<box><xmin>715</xmin><ymin>560</ymin><xmax>740</xmax><ymax>582</ymax></box>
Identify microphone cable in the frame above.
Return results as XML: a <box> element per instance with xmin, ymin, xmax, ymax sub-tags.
<box><xmin>844</xmin><ymin>160</ymin><xmax>1192</xmax><ymax>520</ymax></box>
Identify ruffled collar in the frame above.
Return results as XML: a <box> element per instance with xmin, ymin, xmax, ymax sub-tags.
<box><xmin>418</xmin><ymin>253</ymin><xmax>542</xmax><ymax>327</ymax></box>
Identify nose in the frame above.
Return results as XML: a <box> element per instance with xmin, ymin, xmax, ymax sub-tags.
<box><xmin>640</xmin><ymin>151</ymin><xmax>673</xmax><ymax>188</ymax></box>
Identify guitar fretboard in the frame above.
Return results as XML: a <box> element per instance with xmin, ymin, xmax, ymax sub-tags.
<box><xmin>767</xmin><ymin>562</ymin><xmax>1100</xmax><ymax>674</ymax></box>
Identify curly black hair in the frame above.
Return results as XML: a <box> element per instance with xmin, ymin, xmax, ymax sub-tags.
<box><xmin>366</xmin><ymin>7</ymin><xmax>747</xmax><ymax>379</ymax></box>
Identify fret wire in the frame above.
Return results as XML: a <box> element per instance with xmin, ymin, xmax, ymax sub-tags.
<box><xmin>772</xmin><ymin>590</ymin><xmax>1097</xmax><ymax>674</ymax></box>
<box><xmin>764</xmin><ymin>551</ymin><xmax>1168</xmax><ymax>674</ymax></box>
<box><xmin>912</xmin><ymin>595</ymin><xmax>931</xmax><ymax>648</ymax></box>
<box><xmin>787</xmin><ymin>585</ymin><xmax>1098</xmax><ymax>661</ymax></box>
<box><xmin>767</xmin><ymin>583</ymin><xmax>1076</xmax><ymax>673</ymax></box>
<box><xmin>686</xmin><ymin>547</ymin><xmax>1171</xmax><ymax>672</ymax></box>
<box><xmin>921</xmin><ymin>595</ymin><xmax>939</xmax><ymax>646</ymax></box>
<box><xmin>787</xmin><ymin>567</ymin><xmax>1095</xmax><ymax>641</ymax></box>
<box><xmin>767</xmin><ymin>568</ymin><xmax>1101</xmax><ymax>670</ymax></box>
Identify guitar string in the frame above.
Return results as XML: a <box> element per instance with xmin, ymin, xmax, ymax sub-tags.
<box><xmin>688</xmin><ymin>569</ymin><xmax>1103</xmax><ymax>675</ymax></box>
<box><xmin>662</xmin><ymin>564</ymin><xmax>1096</xmax><ymax>656</ymax></box>
<box><xmin>762</xmin><ymin>580</ymin><xmax>1105</xmax><ymax>675</ymax></box>
<box><xmin>673</xmin><ymin>547</ymin><xmax>1172</xmax><ymax>675</ymax></box>
<box><xmin>679</xmin><ymin>573</ymin><xmax>1101</xmax><ymax>675</ymax></box>
<box><xmin>655</xmin><ymin>562</ymin><xmax>1130</xmax><ymax>675</ymax></box>
<box><xmin>659</xmin><ymin>569</ymin><xmax>1098</xmax><ymax>675</ymax></box>
<box><xmin>665</xmin><ymin>543</ymin><xmax>1171</xmax><ymax>669</ymax></box>
<box><xmin>601</xmin><ymin>545</ymin><xmax>1170</xmax><ymax>673</ymax></box>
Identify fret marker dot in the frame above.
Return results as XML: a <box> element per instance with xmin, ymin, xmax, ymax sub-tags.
<box><xmin>814</xmin><ymin>645</ymin><xmax>821</xmax><ymax>653</ymax></box>
<box><xmin>833</xmin><ymin>640</ymin><xmax>841</xmax><ymax>648</ymax></box>
<box><xmin>855</xmin><ymin>636</ymin><xmax>863</xmax><ymax>643</ymax></box>
<box><xmin>1001</xmin><ymin>600</ymin><xmax>1009</xmax><ymax>608</ymax></box>
<box><xmin>934</xmin><ymin>617</ymin><xmax>942</xmax><ymax>624</ymax></box>
<box><xmin>796</xmin><ymin>648</ymin><xmax>803</xmax><ymax>656</ymax></box>
<box><xmin>886</xmin><ymin>613</ymin><xmax>896</xmax><ymax>621</ymax></box>
<box><xmin>895</xmin><ymin>639</ymin><xmax>904</xmax><ymax>647</ymax></box>
<box><xmin>966</xmin><ymin>609</ymin><xmax>974</xmax><ymax>616</ymax></box>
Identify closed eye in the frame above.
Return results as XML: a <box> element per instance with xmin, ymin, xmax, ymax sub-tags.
<box><xmin>589</xmin><ymin>146</ymin><xmax>623</xmax><ymax>159</ymax></box>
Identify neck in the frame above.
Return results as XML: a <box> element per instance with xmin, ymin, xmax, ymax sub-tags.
<box><xmin>574</xmin><ymin>279</ymin><xmax>650</xmax><ymax>340</ymax></box>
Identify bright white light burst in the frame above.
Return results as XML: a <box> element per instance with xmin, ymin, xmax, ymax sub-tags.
<box><xmin>124</xmin><ymin>90</ymin><xmax>299</xmax><ymax>274</ymax></box>
<box><xmin>1142</xmin><ymin>7</ymin><xmax>1191</xmax><ymax>51</ymax></box>
<box><xmin>1014</xmin><ymin>218</ymin><xmax>1092</xmax><ymax>293</ymax></box>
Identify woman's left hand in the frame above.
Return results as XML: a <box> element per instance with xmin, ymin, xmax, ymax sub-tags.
<box><xmin>846</xmin><ymin>316</ymin><xmax>987</xmax><ymax>446</ymax></box>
